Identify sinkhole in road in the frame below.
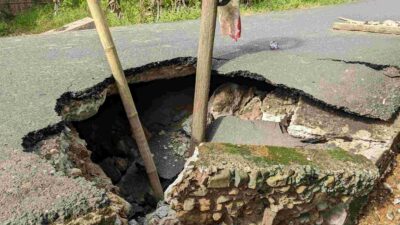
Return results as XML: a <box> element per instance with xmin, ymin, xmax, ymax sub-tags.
<box><xmin>71</xmin><ymin>73</ymin><xmax>275</xmax><ymax>221</ymax></box>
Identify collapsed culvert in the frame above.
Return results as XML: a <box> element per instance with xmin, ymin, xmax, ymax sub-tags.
<box><xmin>68</xmin><ymin>74</ymin><xmax>277</xmax><ymax>222</ymax></box>
<box><xmin>25</xmin><ymin>62</ymin><xmax>400</xmax><ymax>224</ymax></box>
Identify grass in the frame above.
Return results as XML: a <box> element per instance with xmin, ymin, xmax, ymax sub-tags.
<box><xmin>0</xmin><ymin>0</ymin><xmax>351</xmax><ymax>36</ymax></box>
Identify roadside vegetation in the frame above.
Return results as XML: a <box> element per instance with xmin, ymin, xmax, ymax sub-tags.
<box><xmin>0</xmin><ymin>0</ymin><xmax>351</xmax><ymax>36</ymax></box>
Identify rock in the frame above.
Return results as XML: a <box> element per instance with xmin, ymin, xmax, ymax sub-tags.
<box><xmin>238</xmin><ymin>97</ymin><xmax>262</xmax><ymax>120</ymax></box>
<box><xmin>384</xmin><ymin>182</ymin><xmax>394</xmax><ymax>193</ymax></box>
<box><xmin>277</xmin><ymin>185</ymin><xmax>290</xmax><ymax>193</ymax></box>
<box><xmin>212</xmin><ymin>213</ymin><xmax>223</xmax><ymax>221</ymax></box>
<box><xmin>183</xmin><ymin>198</ymin><xmax>195</xmax><ymax>211</ymax></box>
<box><xmin>99</xmin><ymin>157</ymin><xmax>122</xmax><ymax>183</ymax></box>
<box><xmin>130</xmin><ymin>202</ymin><xmax>145</xmax><ymax>215</ymax></box>
<box><xmin>261</xmin><ymin>89</ymin><xmax>298</xmax><ymax>123</ymax></box>
<box><xmin>117</xmin><ymin>164</ymin><xmax>151</xmax><ymax>204</ymax></box>
<box><xmin>248</xmin><ymin>170</ymin><xmax>260</xmax><ymax>189</ymax></box>
<box><xmin>129</xmin><ymin>219</ymin><xmax>139</xmax><ymax>225</ymax></box>
<box><xmin>199</xmin><ymin>198</ymin><xmax>211</xmax><ymax>212</ymax></box>
<box><xmin>145</xmin><ymin>203</ymin><xmax>179</xmax><ymax>225</ymax></box>
<box><xmin>234</xmin><ymin>169</ymin><xmax>249</xmax><ymax>187</ymax></box>
<box><xmin>192</xmin><ymin>186</ymin><xmax>208</xmax><ymax>197</ymax></box>
<box><xmin>69</xmin><ymin>168</ymin><xmax>82</xmax><ymax>177</ymax></box>
<box><xmin>153</xmin><ymin>205</ymin><xmax>172</xmax><ymax>218</ymax></box>
<box><xmin>181</xmin><ymin>115</ymin><xmax>192</xmax><ymax>136</ymax></box>
<box><xmin>216</xmin><ymin>195</ymin><xmax>231</xmax><ymax>204</ymax></box>
<box><xmin>386</xmin><ymin>211</ymin><xmax>395</xmax><ymax>220</ymax></box>
<box><xmin>262</xmin><ymin>208</ymin><xmax>277</xmax><ymax>225</ymax></box>
<box><xmin>266</xmin><ymin>174</ymin><xmax>287</xmax><ymax>187</ymax></box>
<box><xmin>216</xmin><ymin>204</ymin><xmax>223</xmax><ymax>211</ymax></box>
<box><xmin>340</xmin><ymin>196</ymin><xmax>350</xmax><ymax>203</ymax></box>
<box><xmin>114</xmin><ymin>157</ymin><xmax>129</xmax><ymax>173</ymax></box>
<box><xmin>207</xmin><ymin>169</ymin><xmax>231</xmax><ymax>188</ymax></box>
<box><xmin>228</xmin><ymin>188</ymin><xmax>239</xmax><ymax>195</ymax></box>
<box><xmin>107</xmin><ymin>192</ymin><xmax>134</xmax><ymax>218</ymax></box>
<box><xmin>324</xmin><ymin>176</ymin><xmax>335</xmax><ymax>187</ymax></box>
<box><xmin>325</xmin><ymin>206</ymin><xmax>347</xmax><ymax>225</ymax></box>
<box><xmin>315</xmin><ymin>216</ymin><xmax>324</xmax><ymax>225</ymax></box>
<box><xmin>296</xmin><ymin>185</ymin><xmax>307</xmax><ymax>194</ymax></box>
<box><xmin>208</xmin><ymin>83</ymin><xmax>254</xmax><ymax>120</ymax></box>
<box><xmin>116</xmin><ymin>136</ymin><xmax>138</xmax><ymax>159</ymax></box>
<box><xmin>317</xmin><ymin>202</ymin><xmax>328</xmax><ymax>211</ymax></box>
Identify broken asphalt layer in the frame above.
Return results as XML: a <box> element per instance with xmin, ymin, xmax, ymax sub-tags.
<box><xmin>1</xmin><ymin>0</ymin><xmax>400</xmax><ymax>150</ymax></box>
<box><xmin>0</xmin><ymin>0</ymin><xmax>399</xmax><ymax>223</ymax></box>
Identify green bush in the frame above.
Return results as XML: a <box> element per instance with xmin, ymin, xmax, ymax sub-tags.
<box><xmin>0</xmin><ymin>0</ymin><xmax>351</xmax><ymax>36</ymax></box>
<box><xmin>0</xmin><ymin>21</ymin><xmax>8</xmax><ymax>36</ymax></box>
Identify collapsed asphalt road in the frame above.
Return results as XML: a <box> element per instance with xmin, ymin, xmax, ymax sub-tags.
<box><xmin>0</xmin><ymin>0</ymin><xmax>400</xmax><ymax>224</ymax></box>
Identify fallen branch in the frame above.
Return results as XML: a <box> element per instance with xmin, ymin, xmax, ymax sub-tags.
<box><xmin>333</xmin><ymin>17</ymin><xmax>400</xmax><ymax>35</ymax></box>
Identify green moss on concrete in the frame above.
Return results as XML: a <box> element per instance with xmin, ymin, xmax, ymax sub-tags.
<box><xmin>199</xmin><ymin>143</ymin><xmax>376</xmax><ymax>174</ymax></box>
<box><xmin>328</xmin><ymin>148</ymin><xmax>365</xmax><ymax>163</ymax></box>
<box><xmin>268</xmin><ymin>146</ymin><xmax>310</xmax><ymax>165</ymax></box>
<box><xmin>210</xmin><ymin>143</ymin><xmax>310</xmax><ymax>166</ymax></box>
<box><xmin>224</xmin><ymin>143</ymin><xmax>251</xmax><ymax>155</ymax></box>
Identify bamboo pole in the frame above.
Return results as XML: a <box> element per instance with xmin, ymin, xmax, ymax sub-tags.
<box><xmin>189</xmin><ymin>0</ymin><xmax>218</xmax><ymax>156</ymax></box>
<box><xmin>87</xmin><ymin>0</ymin><xmax>164</xmax><ymax>199</ymax></box>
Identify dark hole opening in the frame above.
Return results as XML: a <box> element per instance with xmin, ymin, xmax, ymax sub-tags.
<box><xmin>72</xmin><ymin>73</ymin><xmax>275</xmax><ymax>220</ymax></box>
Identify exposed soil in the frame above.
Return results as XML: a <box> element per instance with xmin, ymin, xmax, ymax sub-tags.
<box><xmin>358</xmin><ymin>154</ymin><xmax>400</xmax><ymax>225</ymax></box>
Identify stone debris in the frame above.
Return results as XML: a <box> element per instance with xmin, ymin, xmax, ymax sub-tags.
<box><xmin>238</xmin><ymin>96</ymin><xmax>263</xmax><ymax>120</ymax></box>
<box><xmin>35</xmin><ymin>127</ymin><xmax>115</xmax><ymax>191</ymax></box>
<box><xmin>3</xmin><ymin>138</ymin><xmax>132</xmax><ymax>225</ymax></box>
<box><xmin>60</xmin><ymin>193</ymin><xmax>133</xmax><ymax>225</ymax></box>
<box><xmin>208</xmin><ymin>83</ymin><xmax>299</xmax><ymax>124</ymax></box>
<box><xmin>99</xmin><ymin>157</ymin><xmax>123</xmax><ymax>183</ymax></box>
<box><xmin>287</xmin><ymin>97</ymin><xmax>400</xmax><ymax>171</ymax></box>
<box><xmin>28</xmin><ymin>81</ymin><xmax>400</xmax><ymax>225</ymax></box>
<box><xmin>261</xmin><ymin>89</ymin><xmax>298</xmax><ymax>124</ymax></box>
<box><xmin>144</xmin><ymin>202</ymin><xmax>181</xmax><ymax>225</ymax></box>
<box><xmin>208</xmin><ymin>83</ymin><xmax>256</xmax><ymax>120</ymax></box>
<box><xmin>164</xmin><ymin>143</ymin><xmax>379</xmax><ymax>225</ymax></box>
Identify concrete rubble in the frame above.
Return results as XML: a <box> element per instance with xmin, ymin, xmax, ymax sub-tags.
<box><xmin>164</xmin><ymin>143</ymin><xmax>378</xmax><ymax>225</ymax></box>
<box><xmin>2</xmin><ymin>0</ymin><xmax>400</xmax><ymax>223</ymax></box>
<box><xmin>28</xmin><ymin>81</ymin><xmax>400</xmax><ymax>225</ymax></box>
<box><xmin>153</xmin><ymin>83</ymin><xmax>400</xmax><ymax>225</ymax></box>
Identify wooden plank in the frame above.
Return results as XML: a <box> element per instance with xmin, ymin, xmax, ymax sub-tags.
<box><xmin>333</xmin><ymin>22</ymin><xmax>400</xmax><ymax>35</ymax></box>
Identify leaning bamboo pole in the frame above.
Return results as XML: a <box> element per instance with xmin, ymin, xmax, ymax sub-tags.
<box><xmin>87</xmin><ymin>0</ymin><xmax>164</xmax><ymax>199</ymax></box>
<box><xmin>189</xmin><ymin>0</ymin><xmax>218</xmax><ymax>156</ymax></box>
